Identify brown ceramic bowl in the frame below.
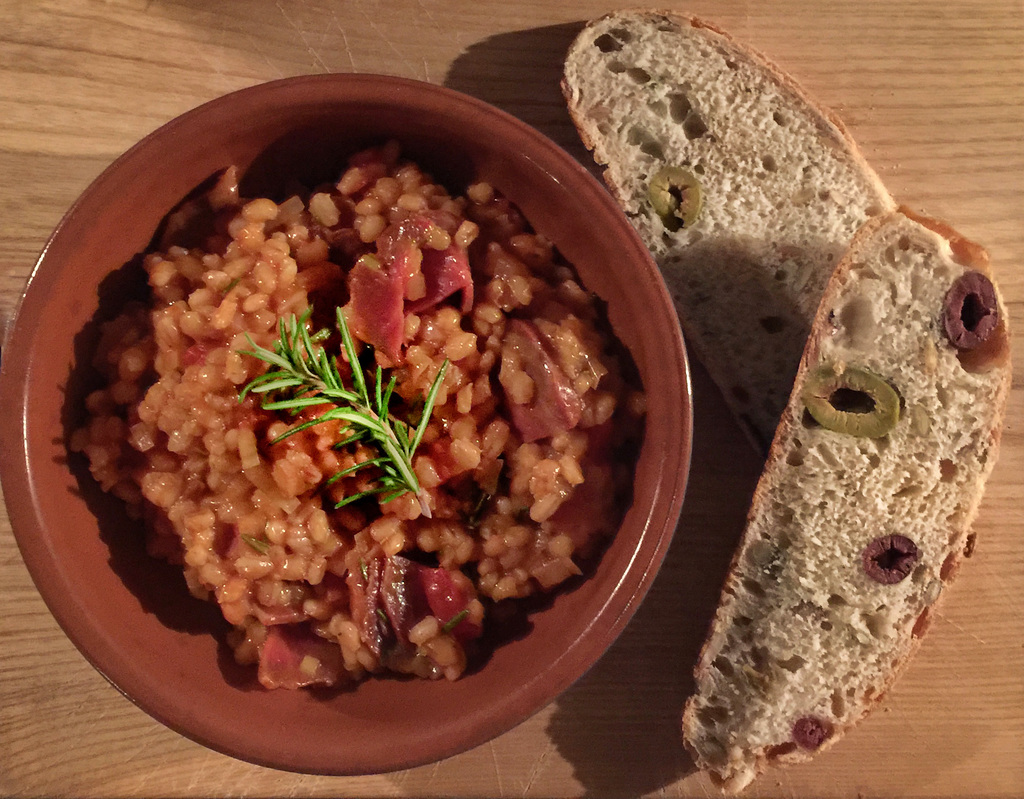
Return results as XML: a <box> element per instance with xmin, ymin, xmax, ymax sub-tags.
<box><xmin>0</xmin><ymin>74</ymin><xmax>691</xmax><ymax>773</ymax></box>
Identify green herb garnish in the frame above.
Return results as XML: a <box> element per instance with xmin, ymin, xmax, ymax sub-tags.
<box><xmin>442</xmin><ymin>609</ymin><xmax>470</xmax><ymax>633</ymax></box>
<box><xmin>239</xmin><ymin>307</ymin><xmax>447</xmax><ymax>517</ymax></box>
<box><xmin>241</xmin><ymin>534</ymin><xmax>270</xmax><ymax>554</ymax></box>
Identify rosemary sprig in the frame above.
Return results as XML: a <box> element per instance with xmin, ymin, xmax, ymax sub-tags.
<box><xmin>239</xmin><ymin>307</ymin><xmax>448</xmax><ymax>517</ymax></box>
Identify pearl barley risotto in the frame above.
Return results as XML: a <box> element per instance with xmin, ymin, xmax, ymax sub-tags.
<box><xmin>71</xmin><ymin>142</ymin><xmax>644</xmax><ymax>689</ymax></box>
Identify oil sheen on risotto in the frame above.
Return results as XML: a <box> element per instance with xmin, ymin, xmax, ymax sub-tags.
<box><xmin>71</xmin><ymin>142</ymin><xmax>645</xmax><ymax>689</ymax></box>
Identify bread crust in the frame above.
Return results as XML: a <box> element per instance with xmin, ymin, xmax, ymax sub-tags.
<box><xmin>563</xmin><ymin>8</ymin><xmax>888</xmax><ymax>208</ymax></box>
<box><xmin>681</xmin><ymin>209</ymin><xmax>1012</xmax><ymax>792</ymax></box>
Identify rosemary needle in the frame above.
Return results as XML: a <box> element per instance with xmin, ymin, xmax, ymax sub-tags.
<box><xmin>442</xmin><ymin>608</ymin><xmax>470</xmax><ymax>634</ymax></box>
<box><xmin>239</xmin><ymin>307</ymin><xmax>448</xmax><ymax>518</ymax></box>
<box><xmin>240</xmin><ymin>534</ymin><xmax>270</xmax><ymax>554</ymax></box>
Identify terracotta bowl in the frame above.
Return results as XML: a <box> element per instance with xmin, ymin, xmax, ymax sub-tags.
<box><xmin>0</xmin><ymin>74</ymin><xmax>691</xmax><ymax>773</ymax></box>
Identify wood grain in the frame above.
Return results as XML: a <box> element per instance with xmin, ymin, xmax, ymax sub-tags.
<box><xmin>1</xmin><ymin>1</ymin><xmax>1021</xmax><ymax>797</ymax></box>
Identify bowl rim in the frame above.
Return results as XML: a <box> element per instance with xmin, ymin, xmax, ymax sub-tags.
<box><xmin>0</xmin><ymin>73</ymin><xmax>693</xmax><ymax>773</ymax></box>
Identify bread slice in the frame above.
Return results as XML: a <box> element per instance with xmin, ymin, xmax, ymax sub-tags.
<box><xmin>562</xmin><ymin>10</ymin><xmax>896</xmax><ymax>449</ymax></box>
<box><xmin>681</xmin><ymin>209</ymin><xmax>1011</xmax><ymax>792</ymax></box>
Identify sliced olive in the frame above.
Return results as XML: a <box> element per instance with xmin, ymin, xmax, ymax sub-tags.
<box><xmin>942</xmin><ymin>271</ymin><xmax>999</xmax><ymax>351</ymax></box>
<box><xmin>861</xmin><ymin>534</ymin><xmax>919</xmax><ymax>584</ymax></box>
<box><xmin>648</xmin><ymin>166</ymin><xmax>703</xmax><ymax>231</ymax></box>
<box><xmin>802</xmin><ymin>364</ymin><xmax>900</xmax><ymax>438</ymax></box>
<box><xmin>792</xmin><ymin>716</ymin><xmax>833</xmax><ymax>750</ymax></box>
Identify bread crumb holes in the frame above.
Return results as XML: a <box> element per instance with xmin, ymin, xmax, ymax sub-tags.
<box><xmin>683</xmin><ymin>113</ymin><xmax>709</xmax><ymax>140</ymax></box>
<box><xmin>777</xmin><ymin>654</ymin><xmax>805</xmax><ymax>672</ymax></box>
<box><xmin>668</xmin><ymin>93</ymin><xmax>692</xmax><ymax>122</ymax></box>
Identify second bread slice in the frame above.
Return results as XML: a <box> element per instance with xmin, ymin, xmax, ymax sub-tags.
<box><xmin>682</xmin><ymin>209</ymin><xmax>1011</xmax><ymax>791</ymax></box>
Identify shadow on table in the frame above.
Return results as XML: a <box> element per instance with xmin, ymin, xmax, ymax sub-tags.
<box><xmin>443</xmin><ymin>21</ymin><xmax>598</xmax><ymax>172</ymax></box>
<box><xmin>447</xmin><ymin>23</ymin><xmax>763</xmax><ymax>795</ymax></box>
<box><xmin>545</xmin><ymin>360</ymin><xmax>762</xmax><ymax>795</ymax></box>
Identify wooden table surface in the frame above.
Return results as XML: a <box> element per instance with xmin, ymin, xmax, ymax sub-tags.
<box><xmin>1</xmin><ymin>1</ymin><xmax>1021</xmax><ymax>797</ymax></box>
